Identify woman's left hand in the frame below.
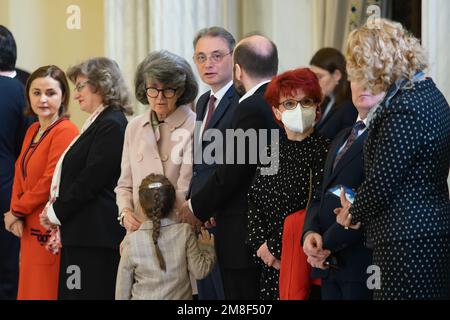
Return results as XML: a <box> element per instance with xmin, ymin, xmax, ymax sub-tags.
<box><xmin>334</xmin><ymin>188</ymin><xmax>361</xmax><ymax>230</ymax></box>
<box><xmin>39</xmin><ymin>207</ymin><xmax>55</xmax><ymax>230</ymax></box>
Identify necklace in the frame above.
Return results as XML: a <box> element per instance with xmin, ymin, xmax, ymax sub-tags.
<box><xmin>35</xmin><ymin>115</ymin><xmax>60</xmax><ymax>142</ymax></box>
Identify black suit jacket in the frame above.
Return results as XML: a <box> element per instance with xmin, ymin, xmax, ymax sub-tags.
<box><xmin>315</xmin><ymin>99</ymin><xmax>358</xmax><ymax>140</ymax></box>
<box><xmin>303</xmin><ymin>127</ymin><xmax>372</xmax><ymax>282</ymax></box>
<box><xmin>189</xmin><ymin>86</ymin><xmax>240</xmax><ymax>197</ymax></box>
<box><xmin>0</xmin><ymin>76</ymin><xmax>28</xmax><ymax>213</ymax></box>
<box><xmin>53</xmin><ymin>107</ymin><xmax>127</xmax><ymax>249</ymax></box>
<box><xmin>191</xmin><ymin>84</ymin><xmax>281</xmax><ymax>269</ymax></box>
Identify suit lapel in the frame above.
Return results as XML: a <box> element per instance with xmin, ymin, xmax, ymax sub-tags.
<box><xmin>196</xmin><ymin>92</ymin><xmax>210</xmax><ymax>122</ymax></box>
<box><xmin>322</xmin><ymin>128</ymin><xmax>349</xmax><ymax>188</ymax></box>
<box><xmin>70</xmin><ymin>107</ymin><xmax>111</xmax><ymax>149</ymax></box>
<box><xmin>329</xmin><ymin>130</ymin><xmax>368</xmax><ymax>182</ymax></box>
<box><xmin>205</xmin><ymin>87</ymin><xmax>233</xmax><ymax>129</ymax></box>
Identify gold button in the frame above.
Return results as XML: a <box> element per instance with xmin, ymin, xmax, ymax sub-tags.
<box><xmin>161</xmin><ymin>155</ymin><xmax>168</xmax><ymax>162</ymax></box>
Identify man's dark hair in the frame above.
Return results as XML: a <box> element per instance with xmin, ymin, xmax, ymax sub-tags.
<box><xmin>234</xmin><ymin>37</ymin><xmax>278</xmax><ymax>79</ymax></box>
<box><xmin>0</xmin><ymin>25</ymin><xmax>17</xmax><ymax>71</ymax></box>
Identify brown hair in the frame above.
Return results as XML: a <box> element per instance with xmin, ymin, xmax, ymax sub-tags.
<box><xmin>25</xmin><ymin>65</ymin><xmax>70</xmax><ymax>117</ymax></box>
<box><xmin>138</xmin><ymin>174</ymin><xmax>176</xmax><ymax>271</ymax></box>
<box><xmin>310</xmin><ymin>47</ymin><xmax>351</xmax><ymax>106</ymax></box>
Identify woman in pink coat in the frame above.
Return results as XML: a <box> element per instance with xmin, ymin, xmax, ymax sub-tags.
<box><xmin>115</xmin><ymin>50</ymin><xmax>198</xmax><ymax>232</ymax></box>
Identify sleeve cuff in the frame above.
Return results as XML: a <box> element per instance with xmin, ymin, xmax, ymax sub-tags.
<box><xmin>188</xmin><ymin>199</ymin><xmax>194</xmax><ymax>215</ymax></box>
<box><xmin>47</xmin><ymin>204</ymin><xmax>62</xmax><ymax>226</ymax></box>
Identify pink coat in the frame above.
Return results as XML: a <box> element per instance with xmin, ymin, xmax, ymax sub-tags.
<box><xmin>115</xmin><ymin>104</ymin><xmax>195</xmax><ymax>220</ymax></box>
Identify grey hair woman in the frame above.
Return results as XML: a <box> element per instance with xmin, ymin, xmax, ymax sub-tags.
<box><xmin>116</xmin><ymin>50</ymin><xmax>197</xmax><ymax>243</ymax></box>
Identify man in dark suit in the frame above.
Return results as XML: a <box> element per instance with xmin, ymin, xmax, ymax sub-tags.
<box><xmin>302</xmin><ymin>90</ymin><xmax>375</xmax><ymax>300</ymax></box>
<box><xmin>188</xmin><ymin>26</ymin><xmax>240</xmax><ymax>300</ymax></box>
<box><xmin>0</xmin><ymin>25</ymin><xmax>31</xmax><ymax>300</ymax></box>
<box><xmin>180</xmin><ymin>35</ymin><xmax>280</xmax><ymax>299</ymax></box>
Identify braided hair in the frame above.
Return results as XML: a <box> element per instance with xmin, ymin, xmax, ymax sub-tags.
<box><xmin>138</xmin><ymin>174</ymin><xmax>176</xmax><ymax>271</ymax></box>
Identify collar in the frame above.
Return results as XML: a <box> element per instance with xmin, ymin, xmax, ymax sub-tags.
<box><xmin>356</xmin><ymin>115</ymin><xmax>368</xmax><ymax>127</ymax></box>
<box><xmin>141</xmin><ymin>104</ymin><xmax>192</xmax><ymax>129</ymax></box>
<box><xmin>0</xmin><ymin>70</ymin><xmax>17</xmax><ymax>78</ymax></box>
<box><xmin>211</xmin><ymin>81</ymin><xmax>233</xmax><ymax>104</ymax></box>
<box><xmin>139</xmin><ymin>218</ymin><xmax>178</xmax><ymax>230</ymax></box>
<box><xmin>239</xmin><ymin>80</ymin><xmax>270</xmax><ymax>103</ymax></box>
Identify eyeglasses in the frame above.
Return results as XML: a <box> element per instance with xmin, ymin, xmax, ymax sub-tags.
<box><xmin>75</xmin><ymin>80</ymin><xmax>89</xmax><ymax>92</ymax></box>
<box><xmin>145</xmin><ymin>87</ymin><xmax>177</xmax><ymax>99</ymax></box>
<box><xmin>278</xmin><ymin>98</ymin><xmax>316</xmax><ymax>110</ymax></box>
<box><xmin>193</xmin><ymin>51</ymin><xmax>232</xmax><ymax>64</ymax></box>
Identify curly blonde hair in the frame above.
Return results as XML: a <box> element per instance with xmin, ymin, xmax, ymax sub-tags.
<box><xmin>345</xmin><ymin>18</ymin><xmax>428</xmax><ymax>94</ymax></box>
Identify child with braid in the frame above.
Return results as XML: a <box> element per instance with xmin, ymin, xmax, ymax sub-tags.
<box><xmin>115</xmin><ymin>174</ymin><xmax>216</xmax><ymax>300</ymax></box>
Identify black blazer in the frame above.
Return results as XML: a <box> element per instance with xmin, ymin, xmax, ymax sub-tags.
<box><xmin>189</xmin><ymin>86</ymin><xmax>240</xmax><ymax>197</ymax></box>
<box><xmin>0</xmin><ymin>76</ymin><xmax>28</xmax><ymax>213</ymax></box>
<box><xmin>303</xmin><ymin>127</ymin><xmax>372</xmax><ymax>282</ymax></box>
<box><xmin>53</xmin><ymin>107</ymin><xmax>127</xmax><ymax>249</ymax></box>
<box><xmin>315</xmin><ymin>99</ymin><xmax>358</xmax><ymax>140</ymax></box>
<box><xmin>191</xmin><ymin>84</ymin><xmax>281</xmax><ymax>269</ymax></box>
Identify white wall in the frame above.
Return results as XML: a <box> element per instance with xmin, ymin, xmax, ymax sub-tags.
<box><xmin>240</xmin><ymin>0</ymin><xmax>316</xmax><ymax>72</ymax></box>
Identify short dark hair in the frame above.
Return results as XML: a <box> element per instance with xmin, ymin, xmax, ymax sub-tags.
<box><xmin>25</xmin><ymin>65</ymin><xmax>71</xmax><ymax>117</ymax></box>
<box><xmin>0</xmin><ymin>25</ymin><xmax>17</xmax><ymax>71</ymax></box>
<box><xmin>193</xmin><ymin>26</ymin><xmax>236</xmax><ymax>51</ymax></box>
<box><xmin>234</xmin><ymin>37</ymin><xmax>278</xmax><ymax>79</ymax></box>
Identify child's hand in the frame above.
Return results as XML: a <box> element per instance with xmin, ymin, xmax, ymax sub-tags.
<box><xmin>197</xmin><ymin>227</ymin><xmax>214</xmax><ymax>247</ymax></box>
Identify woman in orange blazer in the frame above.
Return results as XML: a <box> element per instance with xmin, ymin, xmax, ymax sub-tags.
<box><xmin>3</xmin><ymin>65</ymin><xmax>78</xmax><ymax>300</ymax></box>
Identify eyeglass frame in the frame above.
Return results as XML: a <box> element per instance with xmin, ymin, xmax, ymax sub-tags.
<box><xmin>145</xmin><ymin>87</ymin><xmax>178</xmax><ymax>99</ymax></box>
<box><xmin>278</xmin><ymin>98</ymin><xmax>316</xmax><ymax>110</ymax></box>
<box><xmin>193</xmin><ymin>50</ymin><xmax>233</xmax><ymax>64</ymax></box>
<box><xmin>74</xmin><ymin>80</ymin><xmax>90</xmax><ymax>92</ymax></box>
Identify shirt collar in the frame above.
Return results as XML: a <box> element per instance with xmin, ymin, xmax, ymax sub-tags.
<box><xmin>239</xmin><ymin>80</ymin><xmax>270</xmax><ymax>103</ymax></box>
<box><xmin>211</xmin><ymin>81</ymin><xmax>233</xmax><ymax>105</ymax></box>
<box><xmin>0</xmin><ymin>70</ymin><xmax>17</xmax><ymax>78</ymax></box>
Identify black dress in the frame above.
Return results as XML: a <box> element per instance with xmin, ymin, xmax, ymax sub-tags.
<box><xmin>246</xmin><ymin>131</ymin><xmax>329</xmax><ymax>300</ymax></box>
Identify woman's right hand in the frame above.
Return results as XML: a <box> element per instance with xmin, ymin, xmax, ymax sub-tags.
<box><xmin>10</xmin><ymin>220</ymin><xmax>24</xmax><ymax>238</ymax></box>
<box><xmin>123</xmin><ymin>208</ymin><xmax>142</xmax><ymax>232</ymax></box>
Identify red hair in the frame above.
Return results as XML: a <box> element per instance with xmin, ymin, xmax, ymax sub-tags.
<box><xmin>264</xmin><ymin>68</ymin><xmax>323</xmax><ymax>128</ymax></box>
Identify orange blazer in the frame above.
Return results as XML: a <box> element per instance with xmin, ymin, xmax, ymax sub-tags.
<box><xmin>10</xmin><ymin>117</ymin><xmax>78</xmax><ymax>300</ymax></box>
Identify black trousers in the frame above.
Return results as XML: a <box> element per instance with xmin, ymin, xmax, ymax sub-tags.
<box><xmin>58</xmin><ymin>246</ymin><xmax>120</xmax><ymax>300</ymax></box>
<box><xmin>220</xmin><ymin>266</ymin><xmax>261</xmax><ymax>300</ymax></box>
<box><xmin>321</xmin><ymin>278</ymin><xmax>372</xmax><ymax>300</ymax></box>
<box><xmin>0</xmin><ymin>226</ymin><xmax>19</xmax><ymax>300</ymax></box>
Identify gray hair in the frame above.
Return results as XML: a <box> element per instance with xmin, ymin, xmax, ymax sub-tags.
<box><xmin>135</xmin><ymin>50</ymin><xmax>198</xmax><ymax>106</ymax></box>
<box><xmin>193</xmin><ymin>26</ymin><xmax>236</xmax><ymax>51</ymax></box>
<box><xmin>67</xmin><ymin>57</ymin><xmax>133</xmax><ymax>115</ymax></box>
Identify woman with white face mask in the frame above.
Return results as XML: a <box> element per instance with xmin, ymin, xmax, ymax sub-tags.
<box><xmin>246</xmin><ymin>68</ymin><xmax>330</xmax><ymax>300</ymax></box>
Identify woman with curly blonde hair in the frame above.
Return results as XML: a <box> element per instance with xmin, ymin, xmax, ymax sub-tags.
<box><xmin>335</xmin><ymin>19</ymin><xmax>450</xmax><ymax>300</ymax></box>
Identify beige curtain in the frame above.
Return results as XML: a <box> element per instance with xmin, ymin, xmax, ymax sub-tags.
<box><xmin>313</xmin><ymin>0</ymin><xmax>352</xmax><ymax>52</ymax></box>
<box><xmin>105</xmin><ymin>0</ymin><xmax>239</xmax><ymax>115</ymax></box>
